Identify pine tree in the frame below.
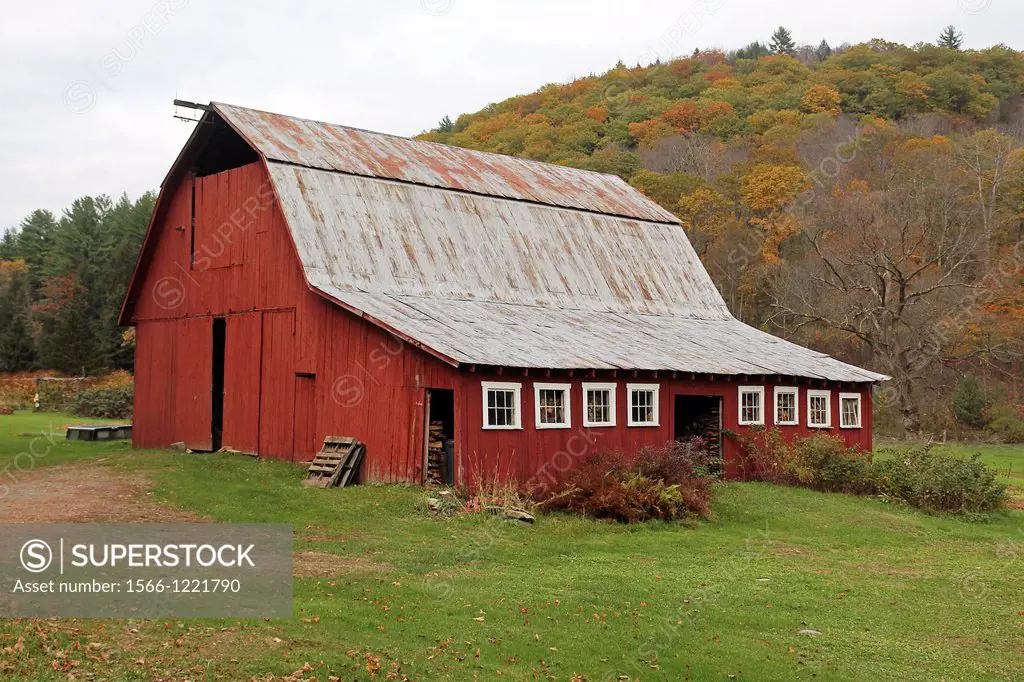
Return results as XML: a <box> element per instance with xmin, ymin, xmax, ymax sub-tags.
<box><xmin>11</xmin><ymin>209</ymin><xmax>57</xmax><ymax>291</ymax></box>
<box><xmin>937</xmin><ymin>25</ymin><xmax>963</xmax><ymax>50</ymax></box>
<box><xmin>437</xmin><ymin>115</ymin><xmax>454</xmax><ymax>133</ymax></box>
<box><xmin>735</xmin><ymin>41</ymin><xmax>771</xmax><ymax>60</ymax></box>
<box><xmin>769</xmin><ymin>26</ymin><xmax>796</xmax><ymax>56</ymax></box>
<box><xmin>952</xmin><ymin>375</ymin><xmax>989</xmax><ymax>429</ymax></box>
<box><xmin>815</xmin><ymin>39</ymin><xmax>832</xmax><ymax>61</ymax></box>
<box><xmin>0</xmin><ymin>267</ymin><xmax>36</xmax><ymax>371</ymax></box>
<box><xmin>0</xmin><ymin>306</ymin><xmax>36</xmax><ymax>372</ymax></box>
<box><xmin>0</xmin><ymin>229</ymin><xmax>17</xmax><ymax>260</ymax></box>
<box><xmin>35</xmin><ymin>274</ymin><xmax>96</xmax><ymax>374</ymax></box>
<box><xmin>94</xmin><ymin>193</ymin><xmax>153</xmax><ymax>369</ymax></box>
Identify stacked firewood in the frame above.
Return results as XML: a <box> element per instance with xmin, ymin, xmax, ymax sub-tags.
<box><xmin>426</xmin><ymin>421</ymin><xmax>446</xmax><ymax>485</ymax></box>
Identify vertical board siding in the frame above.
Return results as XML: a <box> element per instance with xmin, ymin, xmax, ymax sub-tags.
<box><xmin>293</xmin><ymin>375</ymin><xmax>318</xmax><ymax>459</ymax></box>
<box><xmin>131</xmin><ymin>161</ymin><xmax>308</xmax><ymax>457</ymax></box>
<box><xmin>258</xmin><ymin>310</ymin><xmax>297</xmax><ymax>459</ymax></box>
<box><xmin>173</xmin><ymin>317</ymin><xmax>213</xmax><ymax>451</ymax></box>
<box><xmin>132</xmin><ymin>162</ymin><xmax>305</xmax><ymax>322</ymax></box>
<box><xmin>193</xmin><ymin>173</ymin><xmax>233</xmax><ymax>270</ymax></box>
<box><xmin>222</xmin><ymin>312</ymin><xmax>262</xmax><ymax>453</ymax></box>
<box><xmin>132</xmin><ymin>320</ymin><xmax>177</xmax><ymax>448</ymax></box>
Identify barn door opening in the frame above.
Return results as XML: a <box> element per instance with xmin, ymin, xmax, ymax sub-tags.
<box><xmin>211</xmin><ymin>317</ymin><xmax>226</xmax><ymax>451</ymax></box>
<box><xmin>425</xmin><ymin>389</ymin><xmax>455</xmax><ymax>486</ymax></box>
<box><xmin>674</xmin><ymin>395</ymin><xmax>722</xmax><ymax>467</ymax></box>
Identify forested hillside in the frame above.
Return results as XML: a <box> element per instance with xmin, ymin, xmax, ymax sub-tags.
<box><xmin>0</xmin><ymin>29</ymin><xmax>1021</xmax><ymax>436</ymax></box>
<box><xmin>0</xmin><ymin>194</ymin><xmax>154</xmax><ymax>375</ymax></box>
<box><xmin>420</xmin><ymin>30</ymin><xmax>1024</xmax><ymax>435</ymax></box>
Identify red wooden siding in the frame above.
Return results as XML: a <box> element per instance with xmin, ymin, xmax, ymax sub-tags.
<box><xmin>222</xmin><ymin>312</ymin><xmax>262</xmax><ymax>453</ymax></box>
<box><xmin>133</xmin><ymin>320</ymin><xmax>177</xmax><ymax>448</ymax></box>
<box><xmin>455</xmin><ymin>372</ymin><xmax>874</xmax><ymax>486</ymax></box>
<box><xmin>258</xmin><ymin>310</ymin><xmax>297</xmax><ymax>459</ymax></box>
<box><xmin>173</xmin><ymin>317</ymin><xmax>213</xmax><ymax>451</ymax></box>
<box><xmin>130</xmin><ymin>161</ymin><xmax>308</xmax><ymax>456</ymax></box>
<box><xmin>293</xmin><ymin>375</ymin><xmax>318</xmax><ymax>457</ymax></box>
<box><xmin>194</xmin><ymin>171</ymin><xmax>246</xmax><ymax>270</ymax></box>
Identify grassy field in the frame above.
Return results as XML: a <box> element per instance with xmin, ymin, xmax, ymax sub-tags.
<box><xmin>0</xmin><ymin>412</ymin><xmax>1022</xmax><ymax>680</ymax></box>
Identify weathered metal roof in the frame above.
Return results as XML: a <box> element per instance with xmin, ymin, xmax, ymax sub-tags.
<box><xmin>265</xmin><ymin>161</ymin><xmax>887</xmax><ymax>383</ymax></box>
<box><xmin>270</xmin><ymin>165</ymin><xmax>729</xmax><ymax>319</ymax></box>
<box><xmin>213</xmin><ymin>102</ymin><xmax>678</xmax><ymax>224</ymax></box>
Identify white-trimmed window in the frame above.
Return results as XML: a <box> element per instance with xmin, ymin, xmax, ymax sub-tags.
<box><xmin>774</xmin><ymin>387</ymin><xmax>799</xmax><ymax>426</ymax></box>
<box><xmin>840</xmin><ymin>392</ymin><xmax>862</xmax><ymax>429</ymax></box>
<box><xmin>627</xmin><ymin>384</ymin><xmax>660</xmax><ymax>427</ymax></box>
<box><xmin>807</xmin><ymin>390</ymin><xmax>832</xmax><ymax>428</ymax></box>
<box><xmin>534</xmin><ymin>383</ymin><xmax>571</xmax><ymax>429</ymax></box>
<box><xmin>582</xmin><ymin>382</ymin><xmax>616</xmax><ymax>427</ymax></box>
<box><xmin>482</xmin><ymin>382</ymin><xmax>522</xmax><ymax>430</ymax></box>
<box><xmin>738</xmin><ymin>386</ymin><xmax>765</xmax><ymax>426</ymax></box>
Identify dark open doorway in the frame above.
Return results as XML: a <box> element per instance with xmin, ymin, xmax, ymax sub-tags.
<box><xmin>211</xmin><ymin>317</ymin><xmax>226</xmax><ymax>451</ymax></box>
<box><xmin>674</xmin><ymin>394</ymin><xmax>722</xmax><ymax>461</ymax></box>
<box><xmin>425</xmin><ymin>388</ymin><xmax>455</xmax><ymax>486</ymax></box>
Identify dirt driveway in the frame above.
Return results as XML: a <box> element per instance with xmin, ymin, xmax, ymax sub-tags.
<box><xmin>0</xmin><ymin>463</ymin><xmax>364</xmax><ymax>577</ymax></box>
<box><xmin>0</xmin><ymin>463</ymin><xmax>203</xmax><ymax>523</ymax></box>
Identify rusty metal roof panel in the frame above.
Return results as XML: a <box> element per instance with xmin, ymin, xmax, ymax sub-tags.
<box><xmin>270</xmin><ymin>164</ymin><xmax>731</xmax><ymax>319</ymax></box>
<box><xmin>213</xmin><ymin>102</ymin><xmax>679</xmax><ymax>224</ymax></box>
<box><xmin>269</xmin><ymin>163</ymin><xmax>887</xmax><ymax>383</ymax></box>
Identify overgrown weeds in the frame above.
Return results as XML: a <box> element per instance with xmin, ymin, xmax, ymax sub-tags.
<box><xmin>424</xmin><ymin>473</ymin><xmax>537</xmax><ymax>520</ymax></box>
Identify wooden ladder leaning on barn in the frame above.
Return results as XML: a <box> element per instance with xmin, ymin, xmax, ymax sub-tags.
<box><xmin>303</xmin><ymin>437</ymin><xmax>366</xmax><ymax>488</ymax></box>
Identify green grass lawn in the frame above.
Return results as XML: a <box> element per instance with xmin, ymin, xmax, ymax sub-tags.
<box><xmin>1</xmin><ymin>413</ymin><xmax>1023</xmax><ymax>680</ymax></box>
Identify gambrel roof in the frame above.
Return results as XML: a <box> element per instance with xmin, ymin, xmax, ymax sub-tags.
<box><xmin>143</xmin><ymin>102</ymin><xmax>890</xmax><ymax>382</ymax></box>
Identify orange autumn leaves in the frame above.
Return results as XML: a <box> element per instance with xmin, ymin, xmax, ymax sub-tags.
<box><xmin>740</xmin><ymin>163</ymin><xmax>809</xmax><ymax>263</ymax></box>
<box><xmin>628</xmin><ymin>101</ymin><xmax>737</xmax><ymax>148</ymax></box>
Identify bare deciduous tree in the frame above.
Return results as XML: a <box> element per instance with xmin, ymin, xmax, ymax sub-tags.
<box><xmin>956</xmin><ymin>129</ymin><xmax>1019</xmax><ymax>267</ymax></box>
<box><xmin>770</xmin><ymin>139</ymin><xmax>985</xmax><ymax>432</ymax></box>
<box><xmin>638</xmin><ymin>133</ymin><xmax>726</xmax><ymax>181</ymax></box>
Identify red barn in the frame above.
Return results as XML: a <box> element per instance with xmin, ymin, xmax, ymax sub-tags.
<box><xmin>120</xmin><ymin>102</ymin><xmax>888</xmax><ymax>485</ymax></box>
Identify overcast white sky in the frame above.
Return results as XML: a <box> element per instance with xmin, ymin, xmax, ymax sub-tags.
<box><xmin>0</xmin><ymin>0</ymin><xmax>1019</xmax><ymax>229</ymax></box>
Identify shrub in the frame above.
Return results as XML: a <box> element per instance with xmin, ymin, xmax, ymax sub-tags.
<box><xmin>873</xmin><ymin>447</ymin><xmax>1008</xmax><ymax>513</ymax></box>
<box><xmin>735</xmin><ymin>428</ymin><xmax>873</xmax><ymax>493</ymax></box>
<box><xmin>537</xmin><ymin>439</ymin><xmax>717</xmax><ymax>523</ymax></box>
<box><xmin>732</xmin><ymin>427</ymin><xmax>795</xmax><ymax>484</ymax></box>
<box><xmin>71</xmin><ymin>385</ymin><xmax>134</xmax><ymax>419</ymax></box>
<box><xmin>791</xmin><ymin>434</ymin><xmax>874</xmax><ymax>494</ymax></box>
<box><xmin>952</xmin><ymin>375</ymin><xmax>990</xmax><ymax>430</ymax></box>
<box><xmin>0</xmin><ymin>370</ymin><xmax>134</xmax><ymax>412</ymax></box>
<box><xmin>735</xmin><ymin>429</ymin><xmax>1009</xmax><ymax>514</ymax></box>
<box><xmin>635</xmin><ymin>437</ymin><xmax>723</xmax><ymax>482</ymax></box>
<box><xmin>985</xmin><ymin>402</ymin><xmax>1024</xmax><ymax>443</ymax></box>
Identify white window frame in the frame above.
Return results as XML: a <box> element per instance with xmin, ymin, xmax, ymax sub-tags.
<box><xmin>481</xmin><ymin>381</ymin><xmax>522</xmax><ymax>430</ymax></box>
<box><xmin>627</xmin><ymin>383</ymin><xmax>660</xmax><ymax>427</ymax></box>
<box><xmin>839</xmin><ymin>392</ymin><xmax>862</xmax><ymax>429</ymax></box>
<box><xmin>807</xmin><ymin>389</ymin><xmax>832</xmax><ymax>429</ymax></box>
<box><xmin>582</xmin><ymin>382</ymin><xmax>617</xmax><ymax>428</ymax></box>
<box><xmin>773</xmin><ymin>386</ymin><xmax>799</xmax><ymax>426</ymax></box>
<box><xmin>738</xmin><ymin>386</ymin><xmax>765</xmax><ymax>426</ymax></box>
<box><xmin>534</xmin><ymin>382</ymin><xmax>571</xmax><ymax>429</ymax></box>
